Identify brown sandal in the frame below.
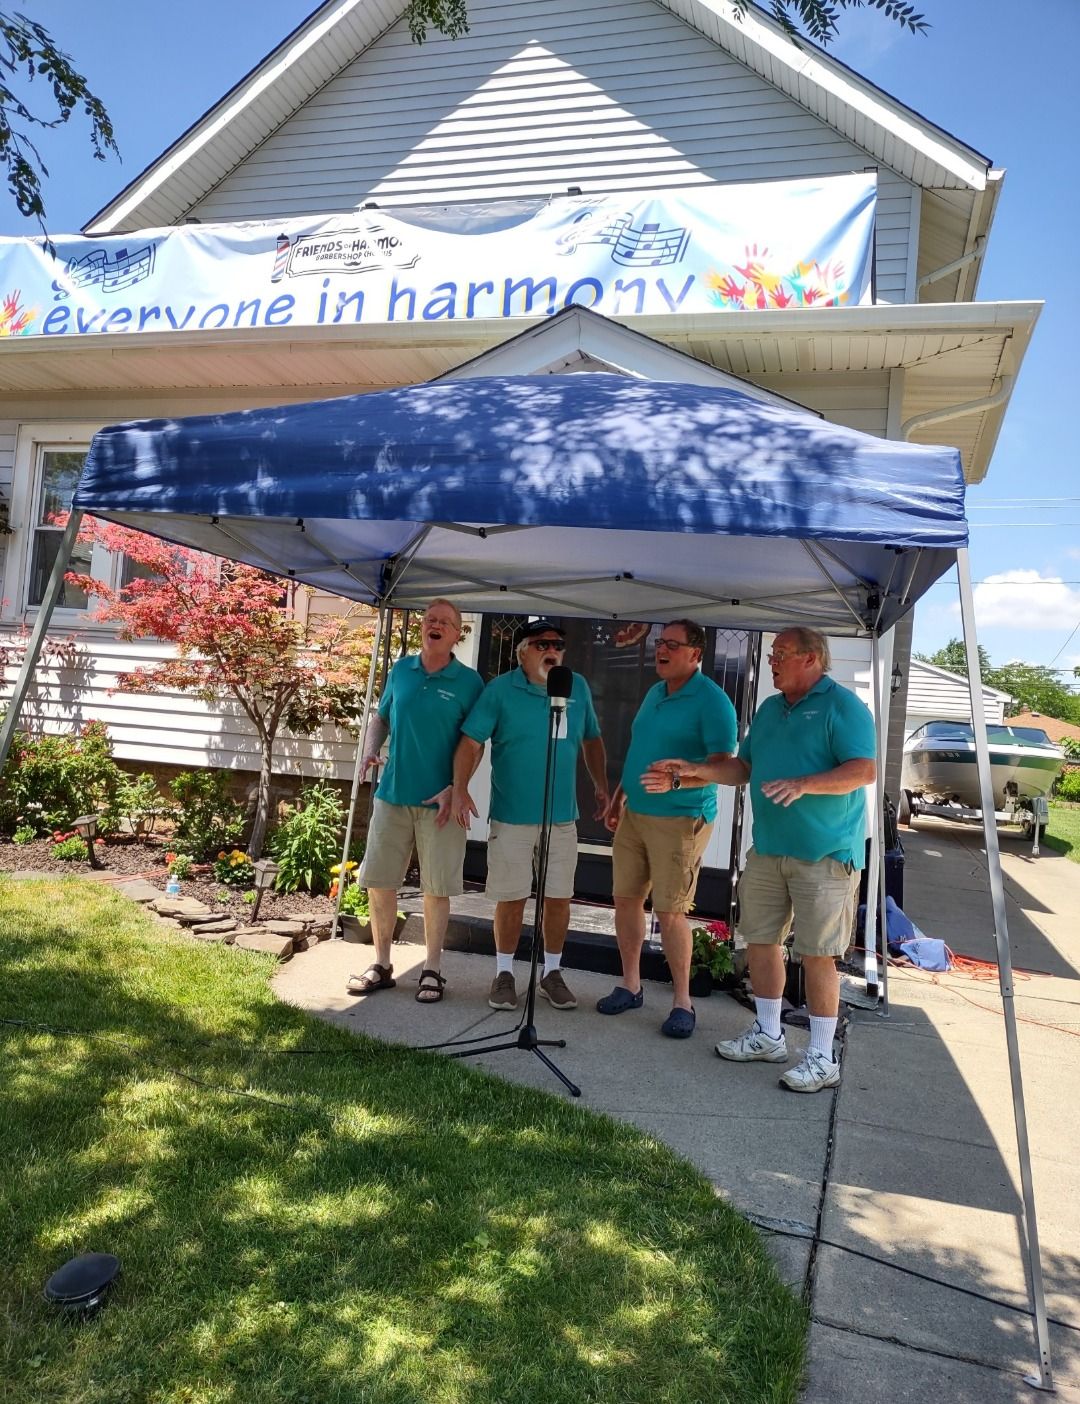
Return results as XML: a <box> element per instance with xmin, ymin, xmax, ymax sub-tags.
<box><xmin>415</xmin><ymin>969</ymin><xmax>447</xmax><ymax>1003</ymax></box>
<box><xmin>347</xmin><ymin>964</ymin><xmax>395</xmax><ymax>995</ymax></box>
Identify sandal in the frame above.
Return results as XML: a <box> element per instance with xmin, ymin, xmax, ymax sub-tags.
<box><xmin>346</xmin><ymin>964</ymin><xmax>395</xmax><ymax>995</ymax></box>
<box><xmin>415</xmin><ymin>969</ymin><xmax>447</xmax><ymax>1004</ymax></box>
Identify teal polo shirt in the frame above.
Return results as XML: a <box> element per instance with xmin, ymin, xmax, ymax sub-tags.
<box><xmin>738</xmin><ymin>675</ymin><xmax>877</xmax><ymax>867</ymax></box>
<box><xmin>376</xmin><ymin>654</ymin><xmax>484</xmax><ymax>808</ymax></box>
<box><xmin>621</xmin><ymin>670</ymin><xmax>738</xmax><ymax>822</ymax></box>
<box><xmin>462</xmin><ymin>669</ymin><xmax>601</xmax><ymax>825</ymax></box>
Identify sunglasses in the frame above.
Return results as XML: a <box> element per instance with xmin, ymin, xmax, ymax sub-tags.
<box><xmin>527</xmin><ymin>639</ymin><xmax>566</xmax><ymax>650</ymax></box>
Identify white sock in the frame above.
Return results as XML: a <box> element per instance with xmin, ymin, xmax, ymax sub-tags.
<box><xmin>543</xmin><ymin>951</ymin><xmax>562</xmax><ymax>977</ymax></box>
<box><xmin>754</xmin><ymin>997</ymin><xmax>783</xmax><ymax>1040</ymax></box>
<box><xmin>496</xmin><ymin>952</ymin><xmax>515</xmax><ymax>975</ymax></box>
<box><xmin>809</xmin><ymin>1016</ymin><xmax>838</xmax><ymax>1061</ymax></box>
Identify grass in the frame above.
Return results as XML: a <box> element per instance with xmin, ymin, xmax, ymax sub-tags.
<box><xmin>1043</xmin><ymin>802</ymin><xmax>1080</xmax><ymax>862</ymax></box>
<box><xmin>0</xmin><ymin>878</ymin><xmax>806</xmax><ymax>1404</ymax></box>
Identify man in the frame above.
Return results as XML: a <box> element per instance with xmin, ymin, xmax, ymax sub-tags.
<box><xmin>348</xmin><ymin>599</ymin><xmax>484</xmax><ymax>1004</ymax></box>
<box><xmin>598</xmin><ymin>619</ymin><xmax>738</xmax><ymax>1040</ymax></box>
<box><xmin>643</xmin><ymin>627</ymin><xmax>876</xmax><ymax>1092</ymax></box>
<box><xmin>452</xmin><ymin>619</ymin><xmax>608</xmax><ymax>1012</ymax></box>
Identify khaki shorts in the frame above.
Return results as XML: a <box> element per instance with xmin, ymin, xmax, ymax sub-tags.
<box><xmin>737</xmin><ymin>848</ymin><xmax>858</xmax><ymax>959</ymax></box>
<box><xmin>485</xmin><ymin>820</ymin><xmax>579</xmax><ymax>902</ymax></box>
<box><xmin>611</xmin><ymin>809</ymin><xmax>712</xmax><ymax>914</ymax></box>
<box><xmin>358</xmin><ymin>799</ymin><xmax>467</xmax><ymax>897</ymax></box>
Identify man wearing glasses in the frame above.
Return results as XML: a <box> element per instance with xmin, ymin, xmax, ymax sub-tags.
<box><xmin>452</xmin><ymin>619</ymin><xmax>609</xmax><ymax>1012</ymax></box>
<box><xmin>348</xmin><ymin>599</ymin><xmax>484</xmax><ymax>1005</ymax></box>
<box><xmin>643</xmin><ymin>627</ymin><xmax>876</xmax><ymax>1092</ymax></box>
<box><xmin>598</xmin><ymin>619</ymin><xmax>738</xmax><ymax>1039</ymax></box>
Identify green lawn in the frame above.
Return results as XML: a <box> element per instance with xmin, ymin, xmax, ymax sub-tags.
<box><xmin>1044</xmin><ymin>802</ymin><xmax>1080</xmax><ymax>862</ymax></box>
<box><xmin>0</xmin><ymin>878</ymin><xmax>805</xmax><ymax>1404</ymax></box>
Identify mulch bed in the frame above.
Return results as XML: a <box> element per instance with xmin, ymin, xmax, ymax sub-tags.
<box><xmin>0</xmin><ymin>836</ymin><xmax>335</xmax><ymax>923</ymax></box>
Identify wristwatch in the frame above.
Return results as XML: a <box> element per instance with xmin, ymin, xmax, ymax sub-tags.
<box><xmin>669</xmin><ymin>769</ymin><xmax>682</xmax><ymax>791</ymax></box>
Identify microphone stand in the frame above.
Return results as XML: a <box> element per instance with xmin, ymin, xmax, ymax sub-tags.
<box><xmin>442</xmin><ymin>672</ymin><xmax>581</xmax><ymax>1097</ymax></box>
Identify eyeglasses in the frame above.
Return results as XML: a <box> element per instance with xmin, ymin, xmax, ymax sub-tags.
<box><xmin>527</xmin><ymin>639</ymin><xmax>566</xmax><ymax>651</ymax></box>
<box><xmin>767</xmin><ymin>650</ymin><xmax>808</xmax><ymax>665</ymax></box>
<box><xmin>654</xmin><ymin>638</ymin><xmax>693</xmax><ymax>651</ymax></box>
<box><xmin>424</xmin><ymin>617</ymin><xmax>460</xmax><ymax>632</ymax></box>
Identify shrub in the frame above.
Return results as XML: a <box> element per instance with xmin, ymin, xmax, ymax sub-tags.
<box><xmin>165</xmin><ymin>852</ymin><xmax>194</xmax><ymax>879</ymax></box>
<box><xmin>269</xmin><ymin>782</ymin><xmax>345</xmax><ymax>894</ymax></box>
<box><xmin>1055</xmin><ymin>770</ymin><xmax>1080</xmax><ymax>802</ymax></box>
<box><xmin>212</xmin><ymin>849</ymin><xmax>255</xmax><ymax>887</ymax></box>
<box><xmin>169</xmin><ymin>770</ymin><xmax>245</xmax><ymax>859</ymax></box>
<box><xmin>51</xmin><ymin>833</ymin><xmax>89</xmax><ymax>861</ymax></box>
<box><xmin>117</xmin><ymin>772</ymin><xmax>173</xmax><ymax>836</ymax></box>
<box><xmin>0</xmin><ymin>721</ymin><xmax>127</xmax><ymax>836</ymax></box>
<box><xmin>12</xmin><ymin>825</ymin><xmax>36</xmax><ymax>844</ymax></box>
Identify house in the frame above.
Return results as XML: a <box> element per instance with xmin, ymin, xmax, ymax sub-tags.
<box><xmin>0</xmin><ymin>0</ymin><xmax>1038</xmax><ymax>908</ymax></box>
<box><xmin>903</xmin><ymin>658</ymin><xmax>1013</xmax><ymax>737</ymax></box>
<box><xmin>1007</xmin><ymin>711</ymin><xmax>1080</xmax><ymax>747</ymax></box>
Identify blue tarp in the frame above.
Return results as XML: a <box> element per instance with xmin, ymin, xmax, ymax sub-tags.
<box><xmin>75</xmin><ymin>371</ymin><xmax>966</xmax><ymax>634</ymax></box>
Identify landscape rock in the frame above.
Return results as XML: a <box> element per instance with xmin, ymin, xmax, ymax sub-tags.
<box><xmin>262</xmin><ymin>919</ymin><xmax>306</xmax><ymax>936</ymax></box>
<box><xmin>112</xmin><ymin>879</ymin><xmax>164</xmax><ymax>903</ymax></box>
<box><xmin>234</xmin><ymin>932</ymin><xmax>294</xmax><ymax>960</ymax></box>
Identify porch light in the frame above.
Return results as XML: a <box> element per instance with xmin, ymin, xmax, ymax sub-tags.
<box><xmin>890</xmin><ymin>663</ymin><xmax>903</xmax><ymax>696</ymax></box>
<box><xmin>250</xmin><ymin>858</ymin><xmax>280</xmax><ymax>921</ymax></box>
<box><xmin>71</xmin><ymin>813</ymin><xmax>103</xmax><ymax>869</ymax></box>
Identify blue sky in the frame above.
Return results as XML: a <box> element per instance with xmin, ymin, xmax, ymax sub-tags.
<box><xmin>10</xmin><ymin>1</ymin><xmax>1079</xmax><ymax>674</ymax></box>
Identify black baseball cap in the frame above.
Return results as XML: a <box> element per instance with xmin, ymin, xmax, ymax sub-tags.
<box><xmin>520</xmin><ymin>618</ymin><xmax>566</xmax><ymax>639</ymax></box>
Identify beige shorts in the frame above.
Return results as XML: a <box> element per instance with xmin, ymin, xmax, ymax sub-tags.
<box><xmin>737</xmin><ymin>848</ymin><xmax>858</xmax><ymax>959</ymax></box>
<box><xmin>358</xmin><ymin>799</ymin><xmax>467</xmax><ymax>897</ymax></box>
<box><xmin>611</xmin><ymin>809</ymin><xmax>712</xmax><ymax>914</ymax></box>
<box><xmin>485</xmin><ymin>820</ymin><xmax>579</xmax><ymax>902</ymax></box>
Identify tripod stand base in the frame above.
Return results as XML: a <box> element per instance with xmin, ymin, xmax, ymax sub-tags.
<box><xmin>445</xmin><ymin>1024</ymin><xmax>581</xmax><ymax>1097</ymax></box>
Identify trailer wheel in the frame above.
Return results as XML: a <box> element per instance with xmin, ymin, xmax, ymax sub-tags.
<box><xmin>898</xmin><ymin>790</ymin><xmax>913</xmax><ymax>825</ymax></box>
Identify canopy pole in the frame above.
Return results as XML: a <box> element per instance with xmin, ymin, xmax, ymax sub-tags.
<box><xmin>0</xmin><ymin>509</ymin><xmax>84</xmax><ymax>774</ymax></box>
<box><xmin>871</xmin><ymin>633</ymin><xmax>890</xmax><ymax>1017</ymax></box>
<box><xmin>958</xmin><ymin>546</ymin><xmax>1053</xmax><ymax>1391</ymax></box>
<box><xmin>332</xmin><ymin>606</ymin><xmax>386</xmax><ymax>939</ymax></box>
<box><xmin>863</xmin><ymin>637</ymin><xmax>883</xmax><ymax>1002</ymax></box>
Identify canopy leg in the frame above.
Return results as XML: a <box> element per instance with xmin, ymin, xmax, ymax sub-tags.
<box><xmin>0</xmin><ymin>510</ymin><xmax>83</xmax><ymax>774</ymax></box>
<box><xmin>333</xmin><ymin>607</ymin><xmax>386</xmax><ymax>939</ymax></box>
<box><xmin>959</xmin><ymin>547</ymin><xmax>1053</xmax><ymax>1390</ymax></box>
<box><xmin>863</xmin><ymin>640</ymin><xmax>883</xmax><ymax>1002</ymax></box>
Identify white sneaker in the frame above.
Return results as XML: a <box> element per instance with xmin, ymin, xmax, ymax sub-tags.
<box><xmin>714</xmin><ymin>1021</ymin><xmax>788</xmax><ymax>1063</ymax></box>
<box><xmin>780</xmin><ymin>1049</ymin><xmax>841</xmax><ymax>1093</ymax></box>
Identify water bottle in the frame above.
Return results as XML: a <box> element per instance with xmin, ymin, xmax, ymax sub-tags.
<box><xmin>165</xmin><ymin>875</ymin><xmax>181</xmax><ymax>897</ymax></box>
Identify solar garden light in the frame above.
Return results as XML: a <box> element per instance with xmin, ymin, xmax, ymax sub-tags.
<box><xmin>250</xmin><ymin>858</ymin><xmax>279</xmax><ymax>921</ymax></box>
<box><xmin>71</xmin><ymin>813</ymin><xmax>103</xmax><ymax>869</ymax></box>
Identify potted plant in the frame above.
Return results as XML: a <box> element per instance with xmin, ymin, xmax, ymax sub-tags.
<box><xmin>331</xmin><ymin>863</ymin><xmax>406</xmax><ymax>942</ymax></box>
<box><xmin>688</xmin><ymin>919</ymin><xmax>735</xmax><ymax>997</ymax></box>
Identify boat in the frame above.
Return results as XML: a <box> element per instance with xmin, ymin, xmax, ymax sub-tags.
<box><xmin>900</xmin><ymin>719</ymin><xmax>1065</xmax><ymax>821</ymax></box>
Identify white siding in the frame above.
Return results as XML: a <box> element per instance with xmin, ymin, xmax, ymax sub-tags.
<box><xmin>904</xmin><ymin>659</ymin><xmax>1007</xmax><ymax>735</ymax></box>
<box><xmin>190</xmin><ymin>0</ymin><xmax>915</xmax><ymax>303</ymax></box>
<box><xmin>0</xmin><ymin>419</ymin><xmax>15</xmax><ymax>599</ymax></box>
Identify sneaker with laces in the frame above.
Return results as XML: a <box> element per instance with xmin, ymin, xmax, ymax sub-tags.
<box><xmin>539</xmin><ymin>969</ymin><xmax>578</xmax><ymax>1009</ymax></box>
<box><xmin>714</xmin><ymin>1020</ymin><xmax>788</xmax><ymax>1063</ymax></box>
<box><xmin>780</xmin><ymin>1049</ymin><xmax>841</xmax><ymax>1093</ymax></box>
<box><xmin>488</xmin><ymin>971</ymin><xmax>518</xmax><ymax>1010</ymax></box>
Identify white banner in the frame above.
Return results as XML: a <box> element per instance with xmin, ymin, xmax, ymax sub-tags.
<box><xmin>0</xmin><ymin>174</ymin><xmax>876</xmax><ymax>340</ymax></box>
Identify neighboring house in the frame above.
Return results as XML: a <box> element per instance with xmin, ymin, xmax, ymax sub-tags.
<box><xmin>0</xmin><ymin>0</ymin><xmax>1038</xmax><ymax>906</ymax></box>
<box><xmin>904</xmin><ymin>658</ymin><xmax>1013</xmax><ymax>738</ymax></box>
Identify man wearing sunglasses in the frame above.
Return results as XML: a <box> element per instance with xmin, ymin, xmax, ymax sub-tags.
<box><xmin>452</xmin><ymin>619</ymin><xmax>608</xmax><ymax>1012</ymax></box>
<box><xmin>643</xmin><ymin>627</ymin><xmax>876</xmax><ymax>1092</ymax></box>
<box><xmin>598</xmin><ymin>619</ymin><xmax>738</xmax><ymax>1040</ymax></box>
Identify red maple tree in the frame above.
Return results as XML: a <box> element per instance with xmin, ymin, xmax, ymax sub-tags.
<box><xmin>66</xmin><ymin>519</ymin><xmax>376</xmax><ymax>856</ymax></box>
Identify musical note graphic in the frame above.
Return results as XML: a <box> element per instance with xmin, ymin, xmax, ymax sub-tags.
<box><xmin>556</xmin><ymin>214</ymin><xmax>690</xmax><ymax>267</ymax></box>
<box><xmin>63</xmin><ymin>244</ymin><xmax>156</xmax><ymax>294</ymax></box>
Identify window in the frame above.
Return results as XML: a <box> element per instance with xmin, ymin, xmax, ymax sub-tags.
<box><xmin>27</xmin><ymin>450</ymin><xmax>95</xmax><ymax>608</ymax></box>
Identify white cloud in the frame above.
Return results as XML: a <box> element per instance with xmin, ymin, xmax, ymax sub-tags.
<box><xmin>957</xmin><ymin>570</ymin><xmax>1080</xmax><ymax>630</ymax></box>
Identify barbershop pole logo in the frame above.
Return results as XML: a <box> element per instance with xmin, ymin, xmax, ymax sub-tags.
<box><xmin>271</xmin><ymin>221</ymin><xmax>421</xmax><ymax>281</ymax></box>
<box><xmin>555</xmin><ymin>207</ymin><xmax>691</xmax><ymax>268</ymax></box>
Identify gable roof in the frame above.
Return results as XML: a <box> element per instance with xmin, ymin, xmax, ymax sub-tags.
<box><xmin>909</xmin><ymin>658</ymin><xmax>1013</xmax><ymax>701</ymax></box>
<box><xmin>86</xmin><ymin>0</ymin><xmax>993</xmax><ymax>235</ymax></box>
<box><xmin>1008</xmin><ymin>711</ymin><xmax>1080</xmax><ymax>744</ymax></box>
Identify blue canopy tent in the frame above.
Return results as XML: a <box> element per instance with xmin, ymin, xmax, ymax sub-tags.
<box><xmin>0</xmin><ymin>370</ymin><xmax>1052</xmax><ymax>1386</ymax></box>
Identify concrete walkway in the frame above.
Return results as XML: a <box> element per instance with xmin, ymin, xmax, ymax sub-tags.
<box><xmin>274</xmin><ymin>821</ymin><xmax>1080</xmax><ymax>1401</ymax></box>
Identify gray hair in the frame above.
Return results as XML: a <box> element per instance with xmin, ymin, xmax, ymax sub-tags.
<box><xmin>425</xmin><ymin>598</ymin><xmax>462</xmax><ymax>630</ymax></box>
<box><xmin>778</xmin><ymin>627</ymin><xmax>831</xmax><ymax>672</ymax></box>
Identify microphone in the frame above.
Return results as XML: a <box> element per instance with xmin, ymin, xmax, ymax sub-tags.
<box><xmin>546</xmin><ymin>664</ymin><xmax>573</xmax><ymax>710</ymax></box>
